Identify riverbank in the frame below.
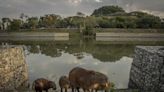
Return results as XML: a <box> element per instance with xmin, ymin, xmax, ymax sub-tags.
<box><xmin>0</xmin><ymin>28</ymin><xmax>164</xmax><ymax>41</ymax></box>
<box><xmin>96</xmin><ymin>32</ymin><xmax>164</xmax><ymax>41</ymax></box>
<box><xmin>0</xmin><ymin>32</ymin><xmax>69</xmax><ymax>37</ymax></box>
<box><xmin>0</xmin><ymin>32</ymin><xmax>69</xmax><ymax>41</ymax></box>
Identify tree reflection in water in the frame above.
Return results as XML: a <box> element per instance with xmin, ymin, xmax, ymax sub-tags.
<box><xmin>0</xmin><ymin>39</ymin><xmax>137</xmax><ymax>62</ymax></box>
<box><xmin>1</xmin><ymin>38</ymin><xmax>163</xmax><ymax>62</ymax></box>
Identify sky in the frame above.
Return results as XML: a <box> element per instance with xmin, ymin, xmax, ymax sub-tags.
<box><xmin>0</xmin><ymin>0</ymin><xmax>164</xmax><ymax>18</ymax></box>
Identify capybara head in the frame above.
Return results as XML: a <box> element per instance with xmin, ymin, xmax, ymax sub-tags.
<box><xmin>49</xmin><ymin>81</ymin><xmax>56</xmax><ymax>90</ymax></box>
<box><xmin>102</xmin><ymin>82</ymin><xmax>110</xmax><ymax>89</ymax></box>
<box><xmin>59</xmin><ymin>76</ymin><xmax>71</xmax><ymax>89</ymax></box>
<box><xmin>92</xmin><ymin>82</ymin><xmax>110</xmax><ymax>90</ymax></box>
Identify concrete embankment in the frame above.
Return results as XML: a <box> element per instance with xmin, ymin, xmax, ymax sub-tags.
<box><xmin>0</xmin><ymin>32</ymin><xmax>164</xmax><ymax>41</ymax></box>
<box><xmin>0</xmin><ymin>32</ymin><xmax>69</xmax><ymax>41</ymax></box>
<box><xmin>0</xmin><ymin>32</ymin><xmax>69</xmax><ymax>37</ymax></box>
<box><xmin>96</xmin><ymin>33</ymin><xmax>164</xmax><ymax>41</ymax></box>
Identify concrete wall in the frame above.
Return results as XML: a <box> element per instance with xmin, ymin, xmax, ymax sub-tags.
<box><xmin>0</xmin><ymin>32</ymin><xmax>69</xmax><ymax>41</ymax></box>
<box><xmin>129</xmin><ymin>46</ymin><xmax>164</xmax><ymax>92</ymax></box>
<box><xmin>0</xmin><ymin>32</ymin><xmax>69</xmax><ymax>37</ymax></box>
<box><xmin>96</xmin><ymin>33</ymin><xmax>164</xmax><ymax>41</ymax></box>
<box><xmin>0</xmin><ymin>46</ymin><xmax>28</xmax><ymax>91</ymax></box>
<box><xmin>96</xmin><ymin>33</ymin><xmax>164</xmax><ymax>37</ymax></box>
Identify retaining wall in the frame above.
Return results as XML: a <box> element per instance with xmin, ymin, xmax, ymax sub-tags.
<box><xmin>0</xmin><ymin>46</ymin><xmax>28</xmax><ymax>91</ymax></box>
<box><xmin>129</xmin><ymin>46</ymin><xmax>164</xmax><ymax>92</ymax></box>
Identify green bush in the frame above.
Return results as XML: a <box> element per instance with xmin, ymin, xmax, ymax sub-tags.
<box><xmin>82</xmin><ymin>26</ymin><xmax>95</xmax><ymax>36</ymax></box>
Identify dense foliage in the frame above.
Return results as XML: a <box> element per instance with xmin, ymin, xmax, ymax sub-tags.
<box><xmin>9</xmin><ymin>19</ymin><xmax>21</xmax><ymax>31</ymax></box>
<box><xmin>91</xmin><ymin>6</ymin><xmax>125</xmax><ymax>16</ymax></box>
<box><xmin>0</xmin><ymin>5</ymin><xmax>163</xmax><ymax>31</ymax></box>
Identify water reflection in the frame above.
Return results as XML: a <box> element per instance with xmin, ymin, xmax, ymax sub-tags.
<box><xmin>26</xmin><ymin>51</ymin><xmax>133</xmax><ymax>89</ymax></box>
<box><xmin>1</xmin><ymin>39</ymin><xmax>163</xmax><ymax>90</ymax></box>
<box><xmin>21</xmin><ymin>42</ymin><xmax>135</xmax><ymax>62</ymax></box>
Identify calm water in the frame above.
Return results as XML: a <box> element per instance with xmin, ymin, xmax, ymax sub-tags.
<box><xmin>1</xmin><ymin>38</ymin><xmax>164</xmax><ymax>90</ymax></box>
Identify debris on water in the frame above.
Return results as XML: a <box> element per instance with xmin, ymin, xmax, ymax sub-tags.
<box><xmin>74</xmin><ymin>53</ymin><xmax>84</xmax><ymax>59</ymax></box>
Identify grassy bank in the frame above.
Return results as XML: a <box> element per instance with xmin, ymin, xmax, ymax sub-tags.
<box><xmin>1</xmin><ymin>28</ymin><xmax>164</xmax><ymax>42</ymax></box>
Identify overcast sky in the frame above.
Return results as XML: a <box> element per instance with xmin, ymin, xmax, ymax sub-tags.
<box><xmin>0</xmin><ymin>0</ymin><xmax>164</xmax><ymax>18</ymax></box>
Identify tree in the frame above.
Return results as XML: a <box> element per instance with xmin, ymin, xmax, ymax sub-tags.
<box><xmin>27</xmin><ymin>17</ymin><xmax>39</xmax><ymax>29</ymax></box>
<box><xmin>2</xmin><ymin>18</ymin><xmax>11</xmax><ymax>30</ymax></box>
<box><xmin>39</xmin><ymin>14</ymin><xmax>61</xmax><ymax>28</ymax></box>
<box><xmin>63</xmin><ymin>16</ymin><xmax>84</xmax><ymax>28</ymax></box>
<box><xmin>161</xmin><ymin>19</ymin><xmax>164</xmax><ymax>28</ymax></box>
<box><xmin>0</xmin><ymin>21</ymin><xmax>2</xmax><ymax>30</ymax></box>
<box><xmin>9</xmin><ymin>19</ymin><xmax>21</xmax><ymax>31</ymax></box>
<box><xmin>85</xmin><ymin>16</ymin><xmax>98</xmax><ymax>28</ymax></box>
<box><xmin>128</xmin><ymin>11</ymin><xmax>150</xmax><ymax>18</ymax></box>
<box><xmin>136</xmin><ymin>15</ymin><xmax>161</xmax><ymax>28</ymax></box>
<box><xmin>55</xmin><ymin>19</ymin><xmax>68</xmax><ymax>28</ymax></box>
<box><xmin>98</xmin><ymin>17</ymin><xmax>115</xmax><ymax>28</ymax></box>
<box><xmin>20</xmin><ymin>13</ymin><xmax>28</xmax><ymax>29</ymax></box>
<box><xmin>91</xmin><ymin>5</ymin><xmax>125</xmax><ymax>16</ymax></box>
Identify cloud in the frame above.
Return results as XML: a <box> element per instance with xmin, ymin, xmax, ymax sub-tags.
<box><xmin>0</xmin><ymin>0</ymin><xmax>163</xmax><ymax>18</ymax></box>
<box><xmin>95</xmin><ymin>0</ymin><xmax>102</xmax><ymax>3</ymax></box>
<box><xmin>68</xmin><ymin>0</ymin><xmax>82</xmax><ymax>6</ymax></box>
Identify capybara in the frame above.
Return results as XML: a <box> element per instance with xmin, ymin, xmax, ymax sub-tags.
<box><xmin>69</xmin><ymin>67</ymin><xmax>110</xmax><ymax>92</ymax></box>
<box><xmin>59</xmin><ymin>76</ymin><xmax>71</xmax><ymax>92</ymax></box>
<box><xmin>69</xmin><ymin>67</ymin><xmax>95</xmax><ymax>92</ymax></box>
<box><xmin>32</xmin><ymin>78</ymin><xmax>56</xmax><ymax>92</ymax></box>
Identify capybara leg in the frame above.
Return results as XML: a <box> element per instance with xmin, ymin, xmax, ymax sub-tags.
<box><xmin>83</xmin><ymin>89</ymin><xmax>86</xmax><ymax>92</ymax></box>
<box><xmin>77</xmin><ymin>87</ymin><xmax>80</xmax><ymax>92</ymax></box>
<box><xmin>61</xmin><ymin>88</ymin><xmax>63</xmax><ymax>92</ymax></box>
<box><xmin>65</xmin><ymin>88</ymin><xmax>68</xmax><ymax>92</ymax></box>
<box><xmin>72</xmin><ymin>88</ymin><xmax>74</xmax><ymax>92</ymax></box>
<box><xmin>105</xmin><ymin>89</ymin><xmax>108</xmax><ymax>92</ymax></box>
<box><xmin>35</xmin><ymin>89</ymin><xmax>38</xmax><ymax>92</ymax></box>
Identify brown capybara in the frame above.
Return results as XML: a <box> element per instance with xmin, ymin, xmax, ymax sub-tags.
<box><xmin>69</xmin><ymin>67</ymin><xmax>95</xmax><ymax>92</ymax></box>
<box><xmin>69</xmin><ymin>67</ymin><xmax>110</xmax><ymax>92</ymax></box>
<box><xmin>77</xmin><ymin>71</ymin><xmax>110</xmax><ymax>92</ymax></box>
<box><xmin>32</xmin><ymin>78</ymin><xmax>56</xmax><ymax>92</ymax></box>
<box><xmin>59</xmin><ymin>76</ymin><xmax>71</xmax><ymax>92</ymax></box>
